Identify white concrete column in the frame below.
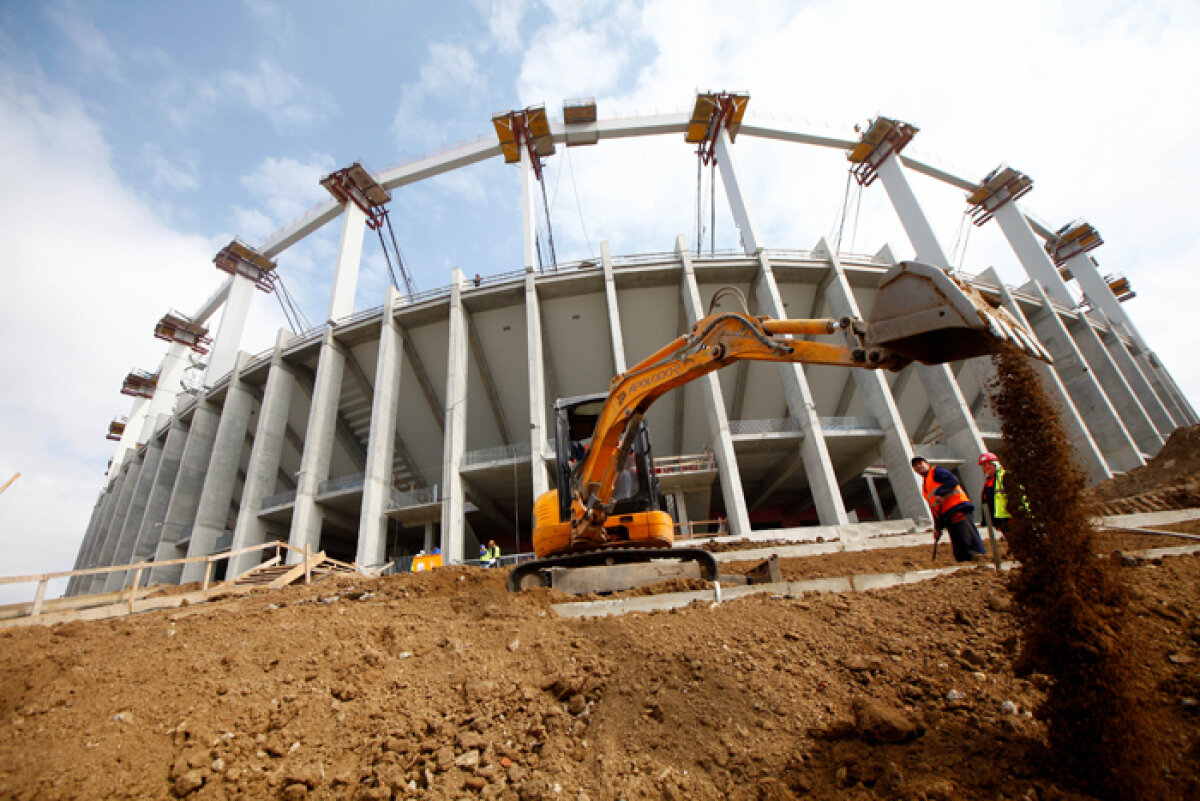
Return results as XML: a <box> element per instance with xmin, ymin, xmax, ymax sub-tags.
<box><xmin>677</xmin><ymin>236</ymin><xmax>750</xmax><ymax>535</ymax></box>
<box><xmin>524</xmin><ymin>270</ymin><xmax>551</xmax><ymax>498</ymax></box>
<box><xmin>423</xmin><ymin>521</ymin><xmax>435</xmax><ymax>554</ymax></box>
<box><xmin>1093</xmin><ymin>311</ymin><xmax>1177</xmax><ymax>437</ymax></box>
<box><xmin>85</xmin><ymin>460</ymin><xmax>132</xmax><ymax>570</ymax></box>
<box><xmin>229</xmin><ymin>330</ymin><xmax>297</xmax><ymax>577</ymax></box>
<box><xmin>205</xmin><ymin>274</ymin><xmax>256</xmax><ymax>387</ymax></box>
<box><xmin>288</xmin><ymin>328</ymin><xmax>347</xmax><ymax>561</ymax></box>
<box><xmin>875</xmin><ymin>154</ymin><xmax>950</xmax><ymax>267</ymax></box>
<box><xmin>77</xmin><ymin>471</ymin><xmax>125</xmax><ymax>593</ymax></box>
<box><xmin>600</xmin><ymin>241</ymin><xmax>627</xmax><ymax>374</ymax></box>
<box><xmin>520</xmin><ymin>144</ymin><xmax>539</xmax><ymax>272</ymax></box>
<box><xmin>151</xmin><ymin>395</ymin><xmax>221</xmax><ymax>584</ymax></box>
<box><xmin>755</xmin><ymin>252</ymin><xmax>849</xmax><ymax>525</ymax></box>
<box><xmin>713</xmin><ymin>125</ymin><xmax>762</xmax><ymax>255</ymax></box>
<box><xmin>88</xmin><ymin>457</ymin><xmax>141</xmax><ymax>593</ymax></box>
<box><xmin>108</xmin><ymin>395</ymin><xmax>150</xmax><ymax>481</ymax></box>
<box><xmin>1021</xmin><ymin>281</ymin><xmax>1144</xmax><ymax>472</ymax></box>
<box><xmin>821</xmin><ymin>240</ymin><xmax>929</xmax><ymax>523</ymax></box>
<box><xmin>872</xmin><ymin>155</ymin><xmax>987</xmax><ymax>502</ymax></box>
<box><xmin>440</xmin><ymin>270</ymin><xmax>470</xmax><ymax>563</ymax></box>
<box><xmin>990</xmin><ymin>203</ymin><xmax>1143</xmax><ymax>471</ymax></box>
<box><xmin>327</xmin><ymin>201</ymin><xmax>368</xmax><ymax>322</ymax></box>
<box><xmin>981</xmin><ymin>268</ymin><xmax>1111</xmax><ymax>483</ymax></box>
<box><xmin>68</xmin><ymin>496</ymin><xmax>105</xmax><ymax>595</ymax></box>
<box><xmin>129</xmin><ymin>414</ymin><xmax>189</xmax><ymax>572</ymax></box>
<box><xmin>357</xmin><ymin>287</ymin><xmax>405</xmax><ymax>568</ymax></box>
<box><xmin>140</xmin><ymin>342</ymin><xmax>190</xmax><ymax>440</ymax></box>
<box><xmin>993</xmin><ymin>203</ymin><xmax>1076</xmax><ymax>308</ymax></box>
<box><xmin>1065</xmin><ymin>311</ymin><xmax>1163</xmax><ymax>455</ymax></box>
<box><xmin>671</xmin><ymin>490</ymin><xmax>690</xmax><ymax>527</ymax></box>
<box><xmin>103</xmin><ymin>426</ymin><xmax>168</xmax><ymax>590</ymax></box>
<box><xmin>181</xmin><ymin>353</ymin><xmax>257</xmax><ymax>582</ymax></box>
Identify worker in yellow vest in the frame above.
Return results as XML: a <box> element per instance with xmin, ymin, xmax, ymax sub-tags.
<box><xmin>979</xmin><ymin>452</ymin><xmax>1011</xmax><ymax>533</ymax></box>
<box><xmin>911</xmin><ymin>456</ymin><xmax>987</xmax><ymax>562</ymax></box>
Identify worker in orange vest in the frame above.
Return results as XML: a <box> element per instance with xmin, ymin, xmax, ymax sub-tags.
<box><xmin>911</xmin><ymin>456</ymin><xmax>987</xmax><ymax>562</ymax></box>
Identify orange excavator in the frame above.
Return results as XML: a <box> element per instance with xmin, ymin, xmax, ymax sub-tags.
<box><xmin>506</xmin><ymin>261</ymin><xmax>1050</xmax><ymax>592</ymax></box>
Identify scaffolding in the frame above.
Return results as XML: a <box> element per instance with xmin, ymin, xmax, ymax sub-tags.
<box><xmin>1045</xmin><ymin>219</ymin><xmax>1103</xmax><ymax>266</ymax></box>
<box><xmin>214</xmin><ymin>239</ymin><xmax>277</xmax><ymax>292</ymax></box>
<box><xmin>321</xmin><ymin>162</ymin><xmax>416</xmax><ymax>297</ymax></box>
<box><xmin>154</xmin><ymin>311</ymin><xmax>211</xmax><ymax>355</ymax></box>
<box><xmin>562</xmin><ymin>97</ymin><xmax>598</xmax><ymax>146</ymax></box>
<box><xmin>685</xmin><ymin>91</ymin><xmax>749</xmax><ymax>165</ymax></box>
<box><xmin>106</xmin><ymin>417</ymin><xmax>127</xmax><ymax>442</ymax></box>
<box><xmin>847</xmin><ymin>116</ymin><xmax>919</xmax><ymax>187</ymax></box>
<box><xmin>120</xmin><ymin>369</ymin><xmax>158</xmax><ymax>399</ymax></box>
<box><xmin>965</xmin><ymin>165</ymin><xmax>1034</xmax><ymax>226</ymax></box>
<box><xmin>1105</xmin><ymin>273</ymin><xmax>1136</xmax><ymax>302</ymax></box>
<box><xmin>492</xmin><ymin>104</ymin><xmax>559</xmax><ymax>271</ymax></box>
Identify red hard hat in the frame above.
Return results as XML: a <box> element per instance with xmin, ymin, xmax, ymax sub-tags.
<box><xmin>978</xmin><ymin>452</ymin><xmax>999</xmax><ymax>465</ymax></box>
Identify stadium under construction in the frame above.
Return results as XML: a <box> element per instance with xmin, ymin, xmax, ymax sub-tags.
<box><xmin>66</xmin><ymin>93</ymin><xmax>1196</xmax><ymax>596</ymax></box>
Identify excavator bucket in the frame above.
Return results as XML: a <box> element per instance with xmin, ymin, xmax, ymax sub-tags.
<box><xmin>865</xmin><ymin>261</ymin><xmax>1052</xmax><ymax>365</ymax></box>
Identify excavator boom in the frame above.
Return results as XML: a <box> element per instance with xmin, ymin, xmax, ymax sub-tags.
<box><xmin>509</xmin><ymin>261</ymin><xmax>1049</xmax><ymax>591</ymax></box>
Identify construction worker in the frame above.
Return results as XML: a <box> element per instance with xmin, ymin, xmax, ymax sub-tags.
<box><xmin>979</xmin><ymin>452</ymin><xmax>1011</xmax><ymax>533</ymax></box>
<box><xmin>481</xmin><ymin>540</ymin><xmax>501</xmax><ymax>568</ymax></box>
<box><xmin>911</xmin><ymin>456</ymin><xmax>987</xmax><ymax>562</ymax></box>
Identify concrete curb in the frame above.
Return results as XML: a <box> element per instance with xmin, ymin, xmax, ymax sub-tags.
<box><xmin>550</xmin><ymin>545</ymin><xmax>1200</xmax><ymax>619</ymax></box>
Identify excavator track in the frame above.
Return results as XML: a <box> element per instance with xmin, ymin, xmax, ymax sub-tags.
<box><xmin>506</xmin><ymin>547</ymin><xmax>719</xmax><ymax>593</ymax></box>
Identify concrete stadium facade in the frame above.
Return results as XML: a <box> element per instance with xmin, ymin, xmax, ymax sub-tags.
<box><xmin>67</xmin><ymin>99</ymin><xmax>1197</xmax><ymax>596</ymax></box>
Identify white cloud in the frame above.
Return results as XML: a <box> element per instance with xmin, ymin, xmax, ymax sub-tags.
<box><xmin>391</xmin><ymin>43</ymin><xmax>485</xmax><ymax>152</ymax></box>
<box><xmin>0</xmin><ymin>71</ymin><xmax>221</xmax><ymax>602</ymax></box>
<box><xmin>141</xmin><ymin>143</ymin><xmax>201</xmax><ymax>191</ymax></box>
<box><xmin>486</xmin><ymin>0</ymin><xmax>530</xmax><ymax>55</ymax></box>
<box><xmin>220</xmin><ymin>59</ymin><xmax>335</xmax><ymax>132</ymax></box>
<box><xmin>244</xmin><ymin>0</ymin><xmax>297</xmax><ymax>47</ymax></box>
<box><xmin>45</xmin><ymin>0</ymin><xmax>122</xmax><ymax>82</ymax></box>
<box><xmin>239</xmin><ymin>153</ymin><xmax>337</xmax><ymax>223</ymax></box>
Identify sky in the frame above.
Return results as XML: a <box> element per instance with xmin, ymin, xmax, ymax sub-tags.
<box><xmin>1</xmin><ymin>0</ymin><xmax>1198</xmax><ymax>602</ymax></box>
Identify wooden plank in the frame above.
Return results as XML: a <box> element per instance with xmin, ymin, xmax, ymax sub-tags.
<box><xmin>31</xmin><ymin>580</ymin><xmax>47</xmax><ymax>617</ymax></box>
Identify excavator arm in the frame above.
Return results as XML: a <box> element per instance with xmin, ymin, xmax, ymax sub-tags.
<box><xmin>566</xmin><ymin>263</ymin><xmax>1049</xmax><ymax>548</ymax></box>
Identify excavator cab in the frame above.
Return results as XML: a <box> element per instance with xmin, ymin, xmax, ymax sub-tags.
<box><xmin>553</xmin><ymin>394</ymin><xmax>662</xmax><ymax>525</ymax></box>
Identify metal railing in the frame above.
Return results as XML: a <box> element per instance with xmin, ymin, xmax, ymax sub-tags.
<box><xmin>654</xmin><ymin>453</ymin><xmax>716</xmax><ymax>474</ymax></box>
<box><xmin>318</xmin><ymin>472</ymin><xmax>365</xmax><ymax>495</ymax></box>
<box><xmin>674</xmin><ymin>519</ymin><xmax>729</xmax><ymax>540</ymax></box>
<box><xmin>389</xmin><ymin>486</ymin><xmax>439</xmax><ymax>510</ymax></box>
<box><xmin>729</xmin><ymin>418</ymin><xmax>803</xmax><ymax>435</ymax></box>
<box><xmin>820</xmin><ymin>416</ymin><xmax>882</xmax><ymax>432</ymax></box>
<box><xmin>261</xmin><ymin>489</ymin><xmax>297</xmax><ymax>509</ymax></box>
<box><xmin>332</xmin><ymin>303</ymin><xmax>385</xmax><ymax>329</ymax></box>
<box><xmin>463</xmin><ymin>441</ymin><xmax>533</xmax><ymax>466</ymax></box>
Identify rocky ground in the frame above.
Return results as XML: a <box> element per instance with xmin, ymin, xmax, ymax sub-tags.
<box><xmin>1</xmin><ymin>426</ymin><xmax>1198</xmax><ymax>801</ymax></box>
<box><xmin>0</xmin><ymin>528</ymin><xmax>1197</xmax><ymax>800</ymax></box>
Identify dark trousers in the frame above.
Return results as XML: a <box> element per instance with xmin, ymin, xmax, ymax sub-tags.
<box><xmin>944</xmin><ymin>513</ymin><xmax>987</xmax><ymax>562</ymax></box>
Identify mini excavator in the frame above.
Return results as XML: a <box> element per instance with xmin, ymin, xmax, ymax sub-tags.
<box><xmin>506</xmin><ymin>261</ymin><xmax>1050</xmax><ymax>593</ymax></box>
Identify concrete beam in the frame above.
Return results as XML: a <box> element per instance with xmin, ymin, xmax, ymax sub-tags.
<box><xmin>229</xmin><ymin>330</ymin><xmax>297</xmax><ymax>577</ymax></box>
<box><xmin>677</xmin><ymin>236</ymin><xmax>750</xmax><ymax>536</ymax></box>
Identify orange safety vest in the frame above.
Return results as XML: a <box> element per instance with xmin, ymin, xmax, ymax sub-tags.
<box><xmin>922</xmin><ymin>468</ymin><xmax>970</xmax><ymax>519</ymax></box>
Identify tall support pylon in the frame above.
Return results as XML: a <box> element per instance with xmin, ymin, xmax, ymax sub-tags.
<box><xmin>850</xmin><ymin>117</ymin><xmax>988</xmax><ymax>504</ymax></box>
<box><xmin>440</xmin><ymin>269</ymin><xmax>470</xmax><ymax>563</ymax></box>
<box><xmin>966</xmin><ymin>169</ymin><xmax>1147</xmax><ymax>471</ymax></box>
<box><xmin>676</xmin><ymin>235</ymin><xmax>751</xmax><ymax>536</ymax></box>
<box><xmin>228</xmin><ymin>330</ymin><xmax>297</xmax><ymax>577</ymax></box>
<box><xmin>701</xmin><ymin>101</ymin><xmax>848</xmax><ymax>526</ymax></box>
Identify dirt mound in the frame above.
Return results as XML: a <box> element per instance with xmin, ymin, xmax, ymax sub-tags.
<box><xmin>2</xmin><ymin>544</ymin><xmax>1200</xmax><ymax>800</ymax></box>
<box><xmin>1089</xmin><ymin>425</ymin><xmax>1200</xmax><ymax>515</ymax></box>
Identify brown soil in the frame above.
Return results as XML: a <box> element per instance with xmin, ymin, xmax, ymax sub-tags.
<box><xmin>2</xmin><ymin>553</ymin><xmax>1200</xmax><ymax>801</ymax></box>
<box><xmin>988</xmin><ymin>349</ymin><xmax>1166</xmax><ymax>800</ymax></box>
<box><xmin>1088</xmin><ymin>424</ymin><xmax>1200</xmax><ymax>515</ymax></box>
